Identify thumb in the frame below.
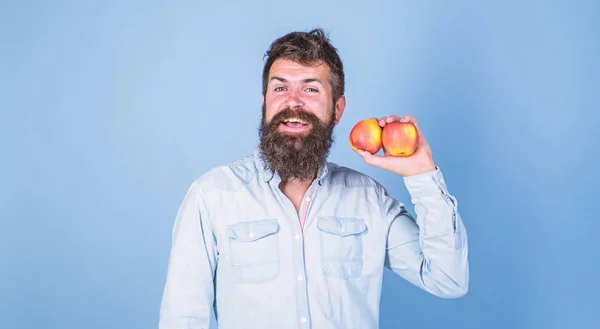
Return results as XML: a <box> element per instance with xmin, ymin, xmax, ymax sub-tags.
<box><xmin>355</xmin><ymin>149</ymin><xmax>383</xmax><ymax>167</ymax></box>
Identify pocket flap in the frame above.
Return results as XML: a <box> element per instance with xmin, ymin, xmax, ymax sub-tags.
<box><xmin>317</xmin><ymin>217</ymin><xmax>367</xmax><ymax>237</ymax></box>
<box><xmin>227</xmin><ymin>219</ymin><xmax>280</xmax><ymax>242</ymax></box>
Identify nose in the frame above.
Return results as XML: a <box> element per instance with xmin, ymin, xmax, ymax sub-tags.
<box><xmin>284</xmin><ymin>89</ymin><xmax>305</xmax><ymax>108</ymax></box>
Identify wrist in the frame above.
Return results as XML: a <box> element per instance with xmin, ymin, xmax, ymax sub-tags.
<box><xmin>406</xmin><ymin>164</ymin><xmax>437</xmax><ymax>176</ymax></box>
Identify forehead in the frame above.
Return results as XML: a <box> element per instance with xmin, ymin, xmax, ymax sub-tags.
<box><xmin>268</xmin><ymin>58</ymin><xmax>331</xmax><ymax>83</ymax></box>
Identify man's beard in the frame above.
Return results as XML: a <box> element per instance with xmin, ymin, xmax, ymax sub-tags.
<box><xmin>258</xmin><ymin>105</ymin><xmax>336</xmax><ymax>181</ymax></box>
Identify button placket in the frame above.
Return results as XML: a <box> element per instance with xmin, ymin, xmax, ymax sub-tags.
<box><xmin>293</xmin><ymin>181</ymin><xmax>316</xmax><ymax>328</ymax></box>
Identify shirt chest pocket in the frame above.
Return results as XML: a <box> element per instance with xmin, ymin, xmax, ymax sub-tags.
<box><xmin>226</xmin><ymin>219</ymin><xmax>281</xmax><ymax>284</ymax></box>
<box><xmin>316</xmin><ymin>217</ymin><xmax>367</xmax><ymax>279</ymax></box>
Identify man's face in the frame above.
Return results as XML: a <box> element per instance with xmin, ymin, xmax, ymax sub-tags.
<box><xmin>258</xmin><ymin>58</ymin><xmax>346</xmax><ymax>181</ymax></box>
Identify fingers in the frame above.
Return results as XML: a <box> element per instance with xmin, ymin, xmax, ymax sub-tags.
<box><xmin>377</xmin><ymin>114</ymin><xmax>417</xmax><ymax>127</ymax></box>
<box><xmin>378</xmin><ymin>115</ymin><xmax>400</xmax><ymax>127</ymax></box>
<box><xmin>377</xmin><ymin>115</ymin><xmax>426</xmax><ymax>143</ymax></box>
<box><xmin>399</xmin><ymin>115</ymin><xmax>417</xmax><ymax>125</ymax></box>
<box><xmin>386</xmin><ymin>115</ymin><xmax>401</xmax><ymax>123</ymax></box>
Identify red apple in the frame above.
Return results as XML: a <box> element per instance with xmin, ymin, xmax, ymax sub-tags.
<box><xmin>349</xmin><ymin>118</ymin><xmax>383</xmax><ymax>154</ymax></box>
<box><xmin>382</xmin><ymin>121</ymin><xmax>419</xmax><ymax>156</ymax></box>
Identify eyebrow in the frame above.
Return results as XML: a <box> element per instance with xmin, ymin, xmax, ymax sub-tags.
<box><xmin>270</xmin><ymin>76</ymin><xmax>325</xmax><ymax>86</ymax></box>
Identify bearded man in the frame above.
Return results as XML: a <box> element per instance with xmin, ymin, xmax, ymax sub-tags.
<box><xmin>159</xmin><ymin>28</ymin><xmax>469</xmax><ymax>329</ymax></box>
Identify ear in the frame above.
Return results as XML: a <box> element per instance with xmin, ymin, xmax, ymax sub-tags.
<box><xmin>334</xmin><ymin>95</ymin><xmax>346</xmax><ymax>124</ymax></box>
<box><xmin>262</xmin><ymin>95</ymin><xmax>265</xmax><ymax>107</ymax></box>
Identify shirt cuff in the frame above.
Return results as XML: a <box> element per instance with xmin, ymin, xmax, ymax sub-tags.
<box><xmin>402</xmin><ymin>166</ymin><xmax>450</xmax><ymax>198</ymax></box>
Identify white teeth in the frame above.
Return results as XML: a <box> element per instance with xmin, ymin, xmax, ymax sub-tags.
<box><xmin>284</xmin><ymin>117</ymin><xmax>308</xmax><ymax>124</ymax></box>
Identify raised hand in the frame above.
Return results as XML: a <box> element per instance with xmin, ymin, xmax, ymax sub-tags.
<box><xmin>355</xmin><ymin>115</ymin><xmax>437</xmax><ymax>176</ymax></box>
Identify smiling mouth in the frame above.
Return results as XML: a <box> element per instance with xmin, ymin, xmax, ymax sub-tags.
<box><xmin>282</xmin><ymin>117</ymin><xmax>309</xmax><ymax>128</ymax></box>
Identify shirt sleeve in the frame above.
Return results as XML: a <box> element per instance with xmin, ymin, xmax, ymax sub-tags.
<box><xmin>381</xmin><ymin>167</ymin><xmax>469</xmax><ymax>299</ymax></box>
<box><xmin>159</xmin><ymin>180</ymin><xmax>218</xmax><ymax>328</ymax></box>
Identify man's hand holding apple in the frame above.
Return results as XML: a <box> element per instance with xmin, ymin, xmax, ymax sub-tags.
<box><xmin>349</xmin><ymin>115</ymin><xmax>437</xmax><ymax>177</ymax></box>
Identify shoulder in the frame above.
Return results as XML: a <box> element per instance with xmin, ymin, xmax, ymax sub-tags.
<box><xmin>192</xmin><ymin>154</ymin><xmax>259</xmax><ymax>194</ymax></box>
<box><xmin>325</xmin><ymin>161</ymin><xmax>382</xmax><ymax>190</ymax></box>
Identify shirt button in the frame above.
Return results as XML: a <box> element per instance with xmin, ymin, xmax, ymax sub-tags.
<box><xmin>300</xmin><ymin>317</ymin><xmax>307</xmax><ymax>323</ymax></box>
<box><xmin>297</xmin><ymin>274</ymin><xmax>303</xmax><ymax>281</ymax></box>
<box><xmin>305</xmin><ymin>197</ymin><xmax>311</xmax><ymax>202</ymax></box>
<box><xmin>341</xmin><ymin>227</ymin><xmax>346</xmax><ymax>233</ymax></box>
<box><xmin>295</xmin><ymin>234</ymin><xmax>301</xmax><ymax>240</ymax></box>
<box><xmin>248</xmin><ymin>232</ymin><xmax>254</xmax><ymax>238</ymax></box>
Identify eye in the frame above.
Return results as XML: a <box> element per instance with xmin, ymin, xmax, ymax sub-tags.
<box><xmin>305</xmin><ymin>87</ymin><xmax>318</xmax><ymax>92</ymax></box>
<box><xmin>274</xmin><ymin>86</ymin><xmax>286</xmax><ymax>92</ymax></box>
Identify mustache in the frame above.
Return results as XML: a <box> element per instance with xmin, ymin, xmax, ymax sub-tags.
<box><xmin>268</xmin><ymin>107</ymin><xmax>320</xmax><ymax>126</ymax></box>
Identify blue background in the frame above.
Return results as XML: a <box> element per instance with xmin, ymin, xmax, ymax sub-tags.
<box><xmin>2</xmin><ymin>1</ymin><xmax>599</xmax><ymax>328</ymax></box>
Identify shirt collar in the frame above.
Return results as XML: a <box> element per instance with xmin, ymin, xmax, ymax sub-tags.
<box><xmin>253</xmin><ymin>148</ymin><xmax>329</xmax><ymax>185</ymax></box>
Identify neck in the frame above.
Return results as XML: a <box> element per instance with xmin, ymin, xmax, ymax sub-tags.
<box><xmin>279</xmin><ymin>173</ymin><xmax>315</xmax><ymax>193</ymax></box>
<box><xmin>281</xmin><ymin>173</ymin><xmax>314</xmax><ymax>187</ymax></box>
<box><xmin>278</xmin><ymin>177</ymin><xmax>314</xmax><ymax>212</ymax></box>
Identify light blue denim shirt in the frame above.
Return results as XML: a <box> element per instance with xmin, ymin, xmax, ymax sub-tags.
<box><xmin>159</xmin><ymin>149</ymin><xmax>469</xmax><ymax>329</ymax></box>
